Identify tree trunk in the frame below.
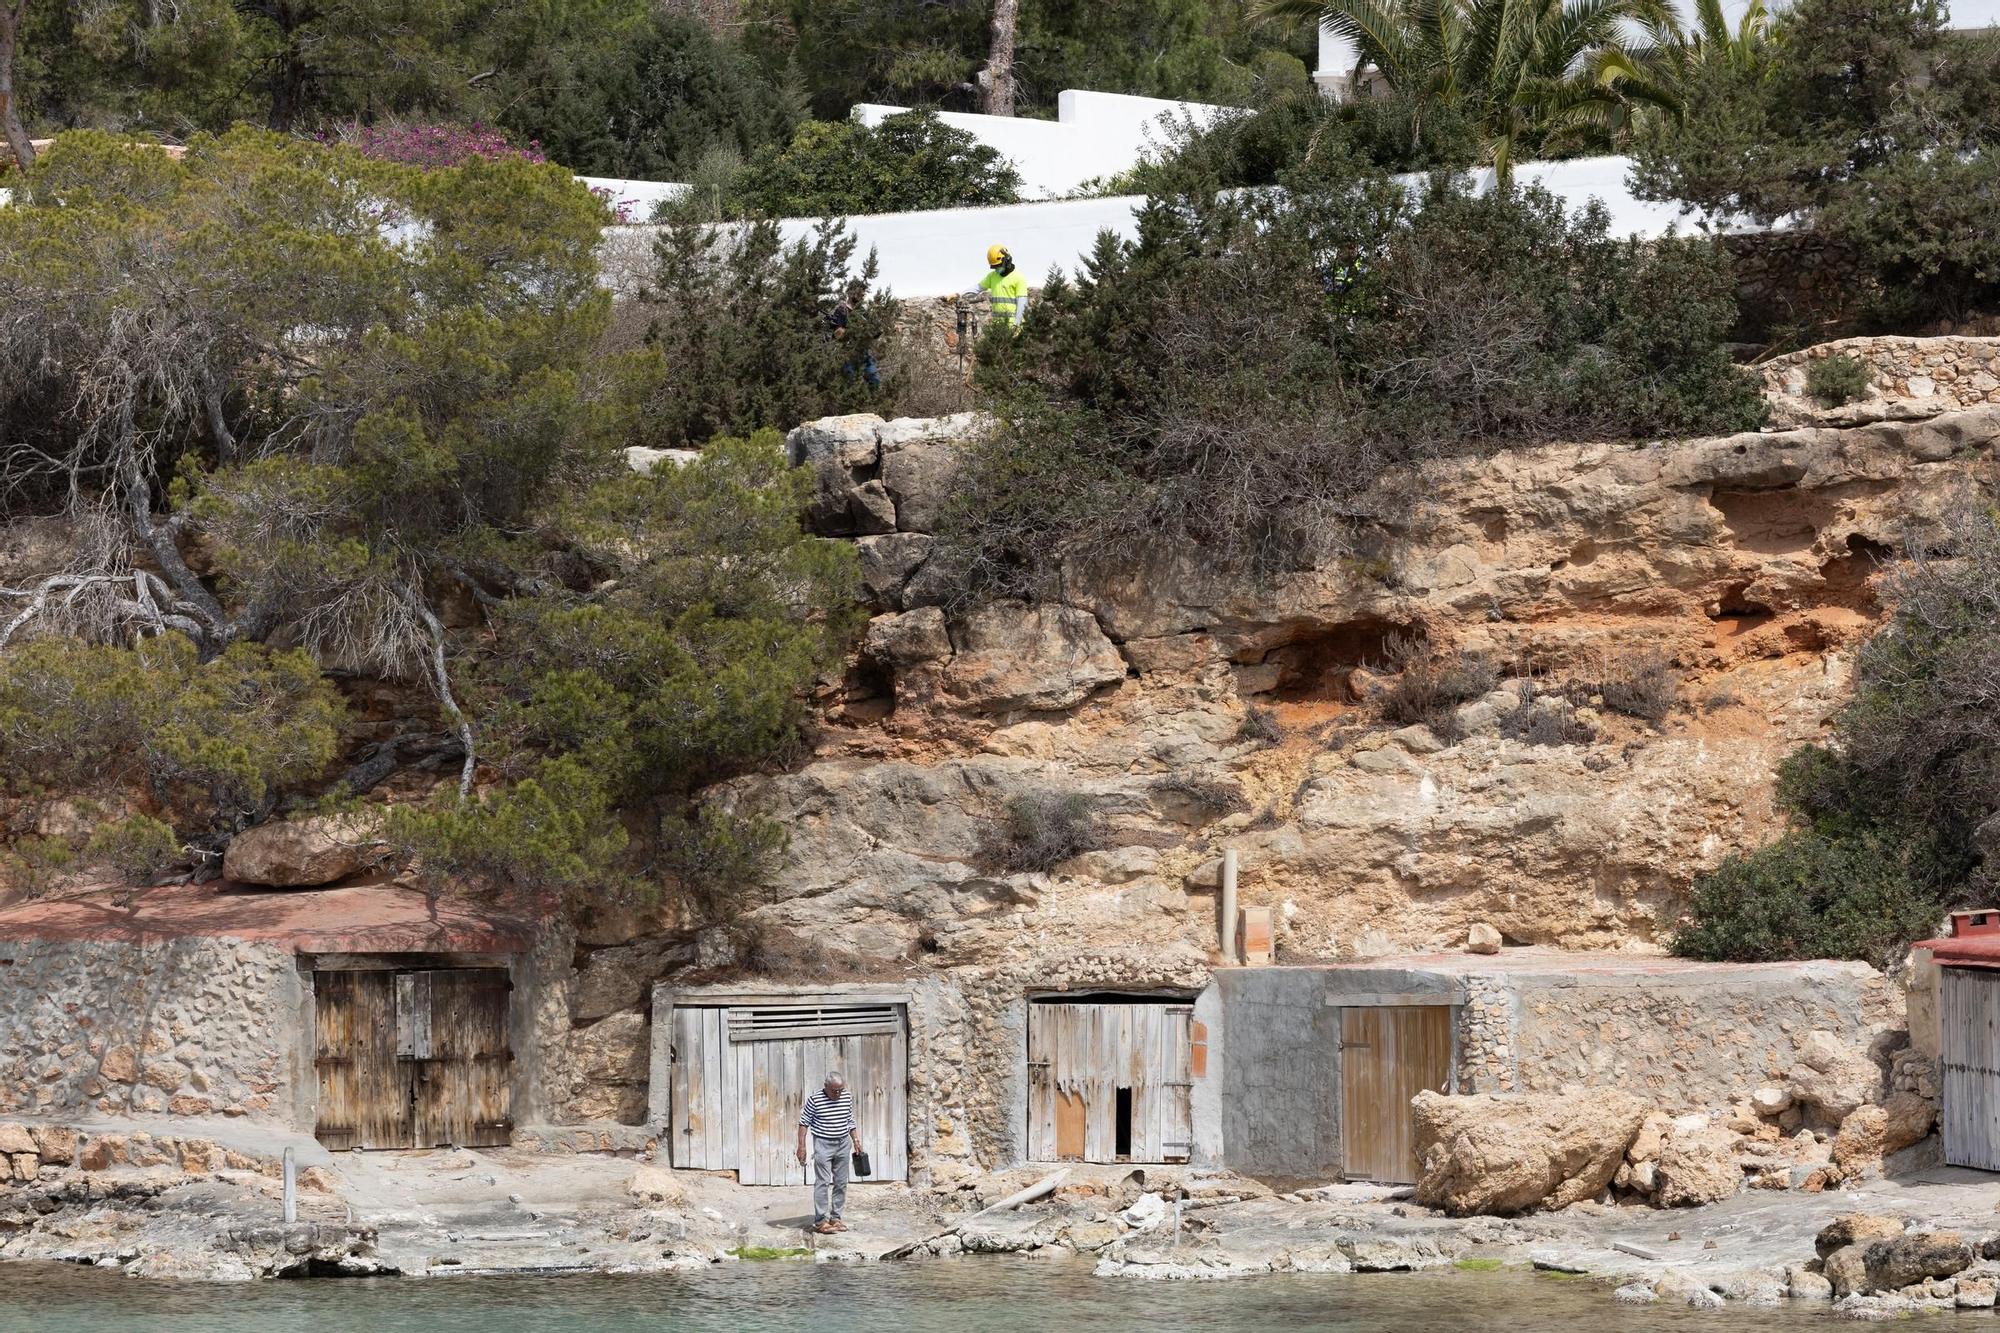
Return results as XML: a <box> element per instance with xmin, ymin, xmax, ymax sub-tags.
<box><xmin>980</xmin><ymin>0</ymin><xmax>1019</xmax><ymax>117</ymax></box>
<box><xmin>0</xmin><ymin>1</ymin><xmax>35</xmax><ymax>176</ymax></box>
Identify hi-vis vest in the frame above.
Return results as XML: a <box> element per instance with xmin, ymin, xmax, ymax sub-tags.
<box><xmin>979</xmin><ymin>267</ymin><xmax>1029</xmax><ymax>330</ymax></box>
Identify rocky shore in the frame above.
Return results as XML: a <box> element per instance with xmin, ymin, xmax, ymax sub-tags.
<box><xmin>4</xmin><ymin>1113</ymin><xmax>1999</xmax><ymax>1320</ymax></box>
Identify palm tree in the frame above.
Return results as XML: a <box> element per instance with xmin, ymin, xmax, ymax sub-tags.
<box><xmin>1259</xmin><ymin>0</ymin><xmax>1681</xmax><ymax>181</ymax></box>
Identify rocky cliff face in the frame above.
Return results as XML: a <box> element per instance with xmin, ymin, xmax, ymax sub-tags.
<box><xmin>726</xmin><ymin>395</ymin><xmax>1996</xmax><ymax>968</ymax></box>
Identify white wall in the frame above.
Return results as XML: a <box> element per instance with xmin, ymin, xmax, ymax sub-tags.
<box><xmin>608</xmin><ymin>154</ymin><xmax>1727</xmax><ymax>300</ymax></box>
<box><xmin>854</xmin><ymin>89</ymin><xmax>1237</xmax><ymax>198</ymax></box>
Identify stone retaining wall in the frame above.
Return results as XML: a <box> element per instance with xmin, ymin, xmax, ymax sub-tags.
<box><xmin>1762</xmin><ymin>337</ymin><xmax>2000</xmax><ymax>426</ymax></box>
<box><xmin>0</xmin><ymin>938</ymin><xmax>303</xmax><ymax>1125</ymax></box>
<box><xmin>1506</xmin><ymin>962</ymin><xmax>1902</xmax><ymax>1113</ymax></box>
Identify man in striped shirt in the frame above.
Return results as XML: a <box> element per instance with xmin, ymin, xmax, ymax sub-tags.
<box><xmin>795</xmin><ymin>1070</ymin><xmax>863</xmax><ymax>1233</ymax></box>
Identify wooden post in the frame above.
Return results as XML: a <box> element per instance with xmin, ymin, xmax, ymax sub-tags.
<box><xmin>1220</xmin><ymin>849</ymin><xmax>1239</xmax><ymax>963</ymax></box>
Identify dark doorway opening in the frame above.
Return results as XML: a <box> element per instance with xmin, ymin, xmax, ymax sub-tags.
<box><xmin>1114</xmin><ymin>1087</ymin><xmax>1134</xmax><ymax>1158</ymax></box>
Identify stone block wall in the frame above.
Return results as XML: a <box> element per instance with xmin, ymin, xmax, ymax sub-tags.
<box><xmin>0</xmin><ymin>938</ymin><xmax>302</xmax><ymax>1125</ymax></box>
<box><xmin>1762</xmin><ymin>336</ymin><xmax>2000</xmax><ymax>425</ymax></box>
<box><xmin>1505</xmin><ymin>962</ymin><xmax>1901</xmax><ymax>1112</ymax></box>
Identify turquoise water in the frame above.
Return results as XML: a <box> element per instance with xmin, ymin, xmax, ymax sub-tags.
<box><xmin>0</xmin><ymin>1262</ymin><xmax>1924</xmax><ymax>1332</ymax></box>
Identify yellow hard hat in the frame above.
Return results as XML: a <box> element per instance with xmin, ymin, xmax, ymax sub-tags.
<box><xmin>987</xmin><ymin>244</ymin><xmax>1009</xmax><ymax>267</ymax></box>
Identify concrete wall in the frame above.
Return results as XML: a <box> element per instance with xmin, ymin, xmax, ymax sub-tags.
<box><xmin>1215</xmin><ymin>968</ymin><xmax>1344</xmax><ymax>1180</ymax></box>
<box><xmin>0</xmin><ymin>938</ymin><xmax>303</xmax><ymax>1126</ymax></box>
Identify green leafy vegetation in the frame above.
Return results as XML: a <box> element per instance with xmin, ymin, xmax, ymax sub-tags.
<box><xmin>0</xmin><ymin>638</ymin><xmax>345</xmax><ymax>849</ymax></box>
<box><xmin>1675</xmin><ymin>504</ymin><xmax>2000</xmax><ymax>964</ymax></box>
<box><xmin>668</xmin><ymin>110</ymin><xmax>1021</xmax><ymax>222</ymax></box>
<box><xmin>1632</xmin><ymin>0</ymin><xmax>2000</xmax><ymax>328</ymax></box>
<box><xmin>1806</xmin><ymin>353</ymin><xmax>1873</xmax><ymax>407</ymax></box>
<box><xmin>633</xmin><ymin>218</ymin><xmax>894</xmax><ymax>448</ymax></box>
<box><xmin>0</xmin><ymin>132</ymin><xmax>857</xmax><ymax>906</ymax></box>
<box><xmin>947</xmin><ymin>169</ymin><xmax>1765</xmax><ymax>601</ymax></box>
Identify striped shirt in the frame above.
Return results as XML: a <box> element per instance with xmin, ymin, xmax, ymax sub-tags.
<box><xmin>799</xmin><ymin>1089</ymin><xmax>855</xmax><ymax>1140</ymax></box>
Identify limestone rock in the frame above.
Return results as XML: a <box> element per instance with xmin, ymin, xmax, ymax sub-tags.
<box><xmin>879</xmin><ymin>440</ymin><xmax>959</xmax><ymax>533</ymax></box>
<box><xmin>1465</xmin><ymin>923</ymin><xmax>1502</xmax><ymax>955</ymax></box>
<box><xmin>1788</xmin><ymin>1030</ymin><xmax>1883</xmax><ymax>1123</ymax></box>
<box><xmin>1750</xmin><ymin>1087</ymin><xmax>1793</xmax><ymax>1116</ymax></box>
<box><xmin>940</xmin><ymin>602</ymin><xmax>1127</xmax><ymax>712</ymax></box>
<box><xmin>1818</xmin><ymin>1214</ymin><xmax>1908</xmax><ymax>1260</ymax></box>
<box><xmin>1789</xmin><ymin>1267</ymin><xmax>1834</xmax><ymax>1300</ymax></box>
<box><xmin>624</xmin><ymin>445</ymin><xmax>700</xmax><ymax>475</ymax></box>
<box><xmin>627</xmin><ymin>1163</ymin><xmax>687</xmax><ymax>1207</ymax></box>
<box><xmin>1653</xmin><ymin>1269</ymin><xmax>1724</xmax><ymax>1309</ymax></box>
<box><xmin>1653</xmin><ymin>1121</ymin><xmax>1741</xmax><ymax>1207</ymax></box>
<box><xmin>865</xmin><ymin>608</ymin><xmax>953</xmax><ymax>667</ymax></box>
<box><xmin>224</xmin><ymin>814</ymin><xmax>384</xmax><ymax>888</ymax></box>
<box><xmin>571</xmin><ymin>939</ymin><xmax>687</xmax><ymax>1024</ymax></box>
<box><xmin>855</xmin><ymin>533</ymin><xmax>936</xmax><ymax>609</ymax></box>
<box><xmin>1410</xmin><ymin>1088</ymin><xmax>1647</xmax><ymax>1215</ymax></box>
<box><xmin>29</xmin><ymin>1125</ymin><xmax>77</xmax><ymax>1166</ymax></box>
<box><xmin>786</xmin><ymin>414</ymin><xmax>883</xmax><ymax>468</ymax></box>
<box><xmin>1861</xmin><ymin>1232</ymin><xmax>1972</xmax><ymax>1293</ymax></box>
<box><xmin>0</xmin><ymin>1123</ymin><xmax>34</xmax><ymax>1156</ymax></box>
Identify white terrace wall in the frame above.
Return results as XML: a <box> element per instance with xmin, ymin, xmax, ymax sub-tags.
<box><xmin>0</xmin><ymin>938</ymin><xmax>304</xmax><ymax>1125</ymax></box>
<box><xmin>856</xmin><ymin>90</ymin><xmax>1236</xmax><ymax>198</ymax></box>
<box><xmin>604</xmin><ymin>155</ymin><xmax>1708</xmax><ymax>300</ymax></box>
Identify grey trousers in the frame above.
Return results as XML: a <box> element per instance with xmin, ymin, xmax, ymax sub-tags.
<box><xmin>811</xmin><ymin>1136</ymin><xmax>851</xmax><ymax>1222</ymax></box>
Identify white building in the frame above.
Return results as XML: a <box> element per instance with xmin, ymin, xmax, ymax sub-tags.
<box><xmin>853</xmin><ymin>90</ymin><xmax>1237</xmax><ymax>199</ymax></box>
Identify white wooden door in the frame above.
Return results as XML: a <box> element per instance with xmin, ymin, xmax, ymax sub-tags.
<box><xmin>669</xmin><ymin>1003</ymin><xmax>907</xmax><ymax>1183</ymax></box>
<box><xmin>1942</xmin><ymin>969</ymin><xmax>2000</xmax><ymax>1171</ymax></box>
<box><xmin>1027</xmin><ymin>1001</ymin><xmax>1192</xmax><ymax>1163</ymax></box>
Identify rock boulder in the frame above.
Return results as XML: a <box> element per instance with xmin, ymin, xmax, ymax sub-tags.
<box><xmin>1411</xmin><ymin>1088</ymin><xmax>1648</xmax><ymax>1215</ymax></box>
<box><xmin>940</xmin><ymin>602</ymin><xmax>1128</xmax><ymax>712</ymax></box>
<box><xmin>223</xmin><ymin>814</ymin><xmax>385</xmax><ymax>887</ymax></box>
<box><xmin>1653</xmin><ymin>1120</ymin><xmax>1742</xmax><ymax>1207</ymax></box>
<box><xmin>1788</xmin><ymin>1030</ymin><xmax>1883</xmax><ymax>1124</ymax></box>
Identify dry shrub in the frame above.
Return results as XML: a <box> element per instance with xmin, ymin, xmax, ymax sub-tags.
<box><xmin>1498</xmin><ymin>679</ymin><xmax>1597</xmax><ymax>746</ymax></box>
<box><xmin>981</xmin><ymin>792</ymin><xmax>1102</xmax><ymax>873</ymax></box>
<box><xmin>1375</xmin><ymin>634</ymin><xmax>1499</xmax><ymax>743</ymax></box>
<box><xmin>1591</xmin><ymin>649</ymin><xmax>1679</xmax><ymax>725</ymax></box>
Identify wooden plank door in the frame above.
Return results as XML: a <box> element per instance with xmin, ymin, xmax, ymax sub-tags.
<box><xmin>1028</xmin><ymin>1001</ymin><xmax>1193</xmax><ymax>1164</ymax></box>
<box><xmin>314</xmin><ymin>970</ymin><xmax>411</xmax><ymax>1150</ymax></box>
<box><xmin>1339</xmin><ymin>1005</ymin><xmax>1455</xmax><ymax>1184</ymax></box>
<box><xmin>407</xmin><ymin>969</ymin><xmax>513</xmax><ymax>1149</ymax></box>
<box><xmin>1942</xmin><ymin>969</ymin><xmax>2000</xmax><ymax>1170</ymax></box>
<box><xmin>671</xmin><ymin>1006</ymin><xmax>732</xmax><ymax>1170</ymax></box>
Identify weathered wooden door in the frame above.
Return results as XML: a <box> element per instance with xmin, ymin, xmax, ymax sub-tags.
<box><xmin>314</xmin><ymin>967</ymin><xmax>513</xmax><ymax>1150</ymax></box>
<box><xmin>404</xmin><ymin>970</ymin><xmax>514</xmax><ymax>1149</ymax></box>
<box><xmin>669</xmin><ymin>1002</ymin><xmax>908</xmax><ymax>1184</ymax></box>
<box><xmin>1027</xmin><ymin>1000</ymin><xmax>1194</xmax><ymax>1163</ymax></box>
<box><xmin>314</xmin><ymin>971</ymin><xmax>411</xmax><ymax>1150</ymax></box>
<box><xmin>1941</xmin><ymin>969</ymin><xmax>2000</xmax><ymax>1170</ymax></box>
<box><xmin>1339</xmin><ymin>1005</ymin><xmax>1455</xmax><ymax>1184</ymax></box>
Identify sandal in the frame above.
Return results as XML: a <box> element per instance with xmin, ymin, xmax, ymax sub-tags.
<box><xmin>813</xmin><ymin>1221</ymin><xmax>836</xmax><ymax>1234</ymax></box>
<box><xmin>829</xmin><ymin>1220</ymin><xmax>849</xmax><ymax>1232</ymax></box>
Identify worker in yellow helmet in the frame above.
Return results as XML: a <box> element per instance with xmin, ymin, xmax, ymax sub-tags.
<box><xmin>979</xmin><ymin>244</ymin><xmax>1029</xmax><ymax>333</ymax></box>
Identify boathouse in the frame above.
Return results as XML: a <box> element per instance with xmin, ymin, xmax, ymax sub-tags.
<box><xmin>0</xmin><ymin>883</ymin><xmax>544</xmax><ymax>1149</ymax></box>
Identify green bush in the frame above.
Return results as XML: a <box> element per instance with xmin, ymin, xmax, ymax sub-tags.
<box><xmin>1672</xmin><ymin>824</ymin><xmax>1960</xmax><ymax>965</ymax></box>
<box><xmin>1806</xmin><ymin>353</ymin><xmax>1873</xmax><ymax>407</ymax></box>
<box><xmin>1631</xmin><ymin>0</ymin><xmax>2000</xmax><ymax>327</ymax></box>
<box><xmin>0</xmin><ymin>637</ymin><xmax>345</xmax><ymax>843</ymax></box>
<box><xmin>84</xmin><ymin>815</ymin><xmax>185</xmax><ymax>885</ymax></box>
<box><xmin>671</xmin><ymin>110</ymin><xmax>1020</xmax><ymax>222</ymax></box>
<box><xmin>945</xmin><ymin>174</ymin><xmax>1765</xmax><ymax>601</ymax></box>
<box><xmin>634</xmin><ymin>218</ymin><xmax>895</xmax><ymax>447</ymax></box>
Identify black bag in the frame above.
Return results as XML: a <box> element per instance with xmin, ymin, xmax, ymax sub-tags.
<box><xmin>852</xmin><ymin>1150</ymin><xmax>872</xmax><ymax>1178</ymax></box>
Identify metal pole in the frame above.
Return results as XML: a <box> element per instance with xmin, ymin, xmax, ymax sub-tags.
<box><xmin>282</xmin><ymin>1146</ymin><xmax>297</xmax><ymax>1224</ymax></box>
<box><xmin>1220</xmin><ymin>849</ymin><xmax>1239</xmax><ymax>964</ymax></box>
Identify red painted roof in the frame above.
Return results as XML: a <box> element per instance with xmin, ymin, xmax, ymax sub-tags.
<box><xmin>0</xmin><ymin>882</ymin><xmax>533</xmax><ymax>954</ymax></box>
